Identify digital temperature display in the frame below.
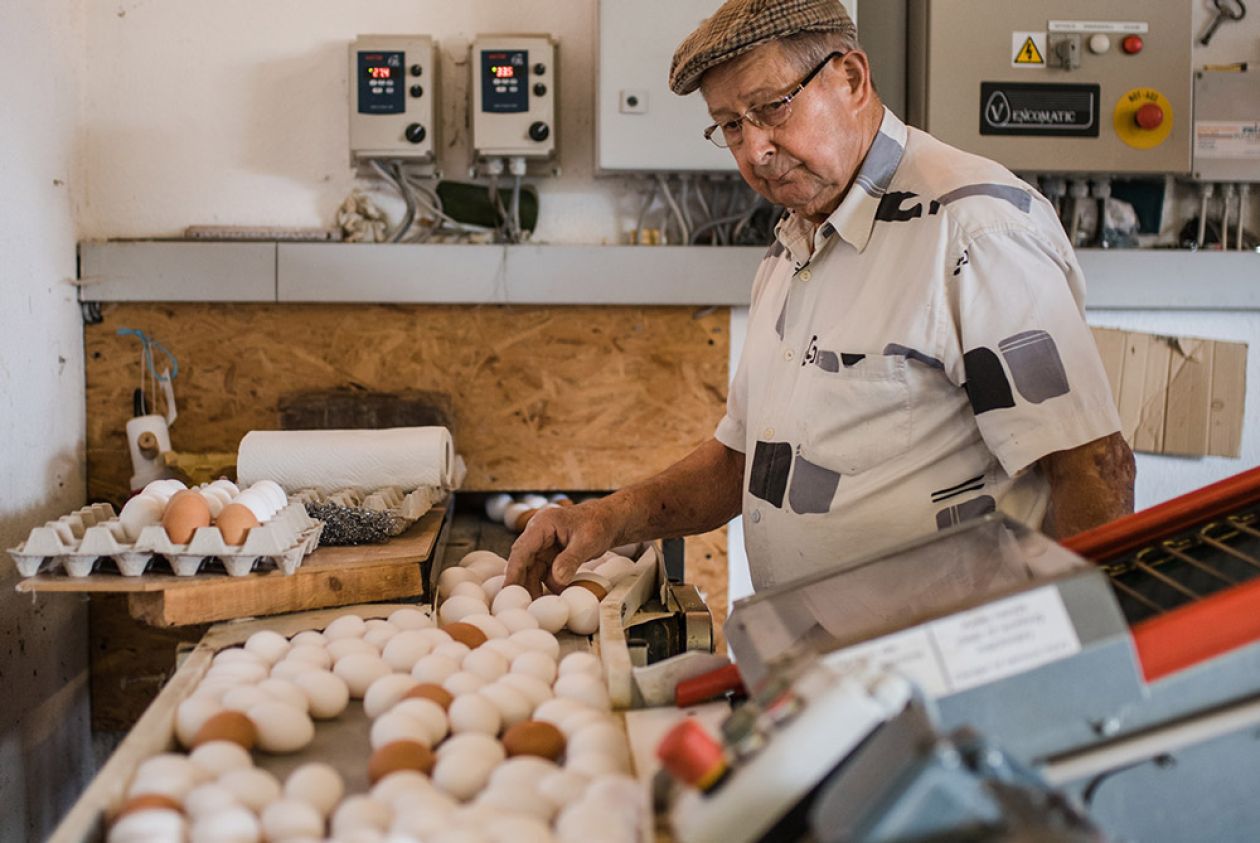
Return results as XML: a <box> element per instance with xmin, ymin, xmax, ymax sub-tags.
<box><xmin>368</xmin><ymin>66</ymin><xmax>392</xmax><ymax>80</ymax></box>
<box><xmin>481</xmin><ymin>49</ymin><xmax>528</xmax><ymax>113</ymax></box>
<box><xmin>491</xmin><ymin>65</ymin><xmax>515</xmax><ymax>79</ymax></box>
<box><xmin>357</xmin><ymin>50</ymin><xmax>404</xmax><ymax>115</ymax></box>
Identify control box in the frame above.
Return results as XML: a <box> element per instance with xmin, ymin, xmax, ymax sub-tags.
<box><xmin>1193</xmin><ymin>70</ymin><xmax>1260</xmax><ymax>183</ymax></box>
<box><xmin>348</xmin><ymin>35</ymin><xmax>438</xmax><ymax>166</ymax></box>
<box><xmin>470</xmin><ymin>35</ymin><xmax>557</xmax><ymax>161</ymax></box>
<box><xmin>907</xmin><ymin>0</ymin><xmax>1192</xmax><ymax>174</ymax></box>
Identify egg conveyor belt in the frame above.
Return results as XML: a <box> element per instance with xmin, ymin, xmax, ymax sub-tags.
<box><xmin>7</xmin><ymin>500</ymin><xmax>323</xmax><ymax>578</ymax></box>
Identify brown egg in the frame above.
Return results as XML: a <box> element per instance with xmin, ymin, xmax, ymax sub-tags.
<box><xmin>403</xmin><ymin>682</ymin><xmax>454</xmax><ymax>711</ymax></box>
<box><xmin>368</xmin><ymin>740</ymin><xmax>435</xmax><ymax>783</ymax></box>
<box><xmin>161</xmin><ymin>491</ymin><xmax>212</xmax><ymax>544</ymax></box>
<box><xmin>215</xmin><ymin>503</ymin><xmax>260</xmax><ymax>545</ymax></box>
<box><xmin>512</xmin><ymin>507</ymin><xmax>541</xmax><ymax>531</ymax></box>
<box><xmin>443</xmin><ymin>622</ymin><xmax>488</xmax><ymax>650</ymax></box>
<box><xmin>113</xmin><ymin>794</ymin><xmax>184</xmax><ymax>823</ymax></box>
<box><xmin>570</xmin><ymin>572</ymin><xmax>611</xmax><ymax>602</ymax></box>
<box><xmin>191</xmin><ymin>710</ymin><xmax>258</xmax><ymax>750</ymax></box>
<box><xmin>502</xmin><ymin>720</ymin><xmax>566</xmax><ymax>761</ymax></box>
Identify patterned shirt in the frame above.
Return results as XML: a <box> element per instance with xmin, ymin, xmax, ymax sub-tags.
<box><xmin>715</xmin><ymin>108</ymin><xmax>1121</xmax><ymax>590</ymax></box>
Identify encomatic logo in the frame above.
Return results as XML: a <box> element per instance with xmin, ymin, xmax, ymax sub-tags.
<box><xmin>979</xmin><ymin>82</ymin><xmax>1099</xmax><ymax>137</ymax></box>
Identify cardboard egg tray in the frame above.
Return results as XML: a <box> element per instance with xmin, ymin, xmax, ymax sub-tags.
<box><xmin>291</xmin><ymin>485</ymin><xmax>441</xmax><ymax>541</ymax></box>
<box><xmin>7</xmin><ymin>501</ymin><xmax>323</xmax><ymax>579</ymax></box>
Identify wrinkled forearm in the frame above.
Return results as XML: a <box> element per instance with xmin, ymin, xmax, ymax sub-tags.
<box><xmin>1040</xmin><ymin>431</ymin><xmax>1136</xmax><ymax>539</ymax></box>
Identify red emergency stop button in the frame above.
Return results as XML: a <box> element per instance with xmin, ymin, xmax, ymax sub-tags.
<box><xmin>1135</xmin><ymin>102</ymin><xmax>1164</xmax><ymax>130</ymax></box>
<box><xmin>657</xmin><ymin>718</ymin><xmax>728</xmax><ymax>791</ymax></box>
<box><xmin>1122</xmin><ymin>35</ymin><xmax>1144</xmax><ymax>54</ymax></box>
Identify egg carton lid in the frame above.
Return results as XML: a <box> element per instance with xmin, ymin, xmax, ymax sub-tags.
<box><xmin>8</xmin><ymin>501</ymin><xmax>323</xmax><ymax>578</ymax></box>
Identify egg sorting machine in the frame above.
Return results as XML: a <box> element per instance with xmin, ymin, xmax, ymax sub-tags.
<box><xmin>678</xmin><ymin>467</ymin><xmax>1260</xmax><ymax>842</ymax></box>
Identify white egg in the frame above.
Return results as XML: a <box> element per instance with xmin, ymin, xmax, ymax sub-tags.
<box><xmin>127</xmin><ymin>769</ymin><xmax>198</xmax><ymax>802</ymax></box>
<box><xmin>333</xmin><ymin>653</ymin><xmax>391</xmax><ymax>698</ymax></box>
<box><xmin>560</xmin><ymin>587</ymin><xmax>601</xmax><ymax>635</ymax></box>
<box><xmin>553</xmin><ymin>673</ymin><xmax>611</xmax><ymax>711</ymax></box>
<box><xmin>526</xmin><ymin>596</ymin><xmax>569</xmax><ymax>633</ymax></box>
<box><xmin>510</xmin><ymin>629</ymin><xmax>562</xmax><ymax>660</ymax></box>
<box><xmin>363</xmin><ymin>674</ymin><xmax>420</xmax><ymax>719</ymax></box>
<box><xmin>257</xmin><ymin>677</ymin><xmax>310</xmax><ymax>713</ymax></box>
<box><xmin>370</xmin><ymin>710</ymin><xmax>432</xmax><ymax>750</ymax></box>
<box><xmin>218</xmin><ymin>767</ymin><xmax>282</xmax><ymax>813</ymax></box>
<box><xmin>118</xmin><ymin>495</ymin><xmax>164</xmax><ymax>542</ymax></box>
<box><xmin>491</xmin><ymin>585</ymin><xmax>532</xmax><ymax>615</ymax></box>
<box><xmin>448</xmin><ymin>693</ymin><xmax>502</xmax><ymax>736</ymax></box>
<box><xmin>439</xmin><ymin>566</ymin><xmax>482</xmax><ymax>597</ymax></box>
<box><xmin>388</xmin><ymin>607</ymin><xmax>434</xmax><ymax>630</ymax></box>
<box><xmin>556</xmin><ymin>802</ymin><xmax>616</xmax><ymax>843</ymax></box>
<box><xmin>432</xmin><ymin>641</ymin><xmax>472</xmax><ymax>662</ymax></box>
<box><xmin>206</xmin><ymin>663</ymin><xmax>268</xmax><ymax>687</ymax></box>
<box><xmin>568</xmin><ymin>722</ymin><xmax>630</xmax><ymax>759</ymax></box>
<box><xmin>451</xmin><ymin>580</ymin><xmax>490</xmax><ymax>605</ymax></box>
<box><xmin>432</xmin><ymin>752</ymin><xmax>497</xmax><ymax>801</ymax></box>
<box><xmin>390</xmin><ymin>697</ymin><xmax>450</xmax><ymax>744</ymax></box>
<box><xmin>566</xmin><ymin>751</ymin><xmax>629</xmax><ymax>777</ymax></box>
<box><xmin>558</xmin><ymin>651</ymin><xmax>603</xmax><ymax>678</ymax></box>
<box><xmin>231</xmin><ymin>490</ymin><xmax>273</xmax><ymax>522</ymax></box>
<box><xmin>511</xmin><ymin>651</ymin><xmax>558</xmax><ymax>685</ymax></box>
<box><xmin>268</xmin><ymin>660</ymin><xmax>308</xmax><ymax>681</ymax></box>
<box><xmin>466</xmin><ymin>557</ymin><xmax>507</xmax><ymax>582</ymax></box>
<box><xmin>411</xmin><ymin>653</ymin><xmax>461</xmax><ymax>686</ymax></box>
<box><xmin>439</xmin><ymin>596</ymin><xmax>489</xmax><ymax>625</ymax></box>
<box><xmin>495</xmin><ymin>608</ymin><xmax>540</xmax><ymax>634</ymax></box>
<box><xmin>482</xmin><ymin>814</ymin><xmax>556</xmax><ymax>843</ymax></box>
<box><xmin>292</xmin><ymin>669</ymin><xmax>350</xmax><ymax>719</ymax></box>
<box><xmin>442</xmin><ymin>671</ymin><xmax>487</xmax><ymax>697</ymax></box>
<box><xmin>208</xmin><ymin>478</ymin><xmax>240</xmax><ymax>496</ymax></box>
<box><xmin>521</xmin><ymin>494</ymin><xmax>549</xmax><ymax>510</ymax></box>
<box><xmin>481</xmin><ymin>575</ymin><xmax>506</xmax><ymax>603</ymax></box>
<box><xmin>462</xmin><ymin>613</ymin><xmax>510</xmax><ymax>641</ymax></box>
<box><xmin>484</xmin><ymin>494</ymin><xmax>515</xmax><ymax>522</ymax></box>
<box><xmin>380</xmin><ymin>630</ymin><xmax>435</xmax><ymax>670</ymax></box>
<box><xmin>437</xmin><ymin>732</ymin><xmax>505</xmax><ymax>762</ymax></box>
<box><xmin>460</xmin><ymin>550</ymin><xmax>508</xmax><ymax>572</ymax></box>
<box><xmin>248</xmin><ymin>700</ymin><xmax>314</xmax><ymax>753</ymax></box>
<box><xmin>413</xmin><ymin>626</ymin><xmax>453</xmax><ymax>647</ymax></box>
<box><xmin>323</xmin><ymin>613</ymin><xmax>368</xmax><ymax>640</ymax></box>
<box><xmin>538</xmin><ymin>768</ymin><xmax>591</xmax><ymax>809</ymax></box>
<box><xmin>289</xmin><ymin>629</ymin><xmax>325</xmax><ymax>646</ymax></box>
<box><xmin>188</xmin><ymin>740</ymin><xmax>253</xmax><ymax>777</ymax></box>
<box><xmin>363</xmin><ymin>624</ymin><xmax>399</xmax><ymax>650</ymax></box>
<box><xmin>284</xmin><ymin>762</ymin><xmax>344</xmax><ymax>816</ymax></box>
<box><xmin>489</xmin><ymin>755</ymin><xmax>560</xmax><ymax>790</ymax></box>
<box><xmin>176</xmin><ymin>696</ymin><xmax>224</xmax><ymax>748</ymax></box>
<box><xmin>221</xmin><ymin>685</ymin><xmax>269</xmax><ymax>713</ymax></box>
<box><xmin>248</xmin><ymin>480</ymin><xmax>288</xmax><ymax>512</ymax></box>
<box><xmin>327</xmin><ymin>637</ymin><xmax>379</xmax><ymax>662</ymax></box>
<box><xmin>107</xmin><ymin>809</ymin><xmax>185</xmax><ymax>843</ymax></box>
<box><xmin>371</xmin><ymin>769</ymin><xmax>436</xmax><ymax>807</ymax></box>
<box><xmin>533</xmin><ymin>698</ymin><xmax>586</xmax><ymax>728</ymax></box>
<box><xmin>462</xmin><ymin>648</ymin><xmax>508</xmax><ymax>681</ymax></box>
<box><xmin>213</xmin><ymin>647</ymin><xmax>265</xmax><ymax>667</ymax></box>
<box><xmin>243</xmin><ymin>629</ymin><xmax>291</xmax><ymax>665</ymax></box>
<box><xmin>260</xmin><ymin>798</ymin><xmax>323</xmax><ymax>840</ymax></box>
<box><xmin>480</xmin><ymin>637</ymin><xmax>527</xmax><ymax>662</ymax></box>
<box><xmin>594</xmin><ymin>555</ymin><xmax>638</xmax><ymax>585</ymax></box>
<box><xmin>558</xmin><ymin>708</ymin><xmax>609</xmax><ymax>738</ymax></box>
<box><xmin>196</xmin><ymin>490</ymin><xmax>225</xmax><ymax>519</ymax></box>
<box><xmin>282</xmin><ymin>644</ymin><xmax>331</xmax><ymax>671</ymax></box>
<box><xmin>331</xmin><ymin>795</ymin><xmax>392</xmax><ymax>837</ymax></box>
<box><xmin>184</xmin><ymin>782</ymin><xmax>240</xmax><ymax>819</ymax></box>
<box><xmin>501</xmin><ymin>502</ymin><xmax>532</xmax><ymax>529</ymax></box>
<box><xmin>476</xmin><ymin>785</ymin><xmax>556</xmax><ymax>822</ymax></box>
<box><xmin>478</xmin><ymin>683</ymin><xmax>533</xmax><ymax>728</ymax></box>
<box><xmin>496</xmin><ymin>673</ymin><xmax>554</xmax><ymax>708</ymax></box>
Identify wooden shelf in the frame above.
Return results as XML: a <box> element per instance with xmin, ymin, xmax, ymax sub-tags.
<box><xmin>18</xmin><ymin>505</ymin><xmax>451</xmax><ymax>627</ymax></box>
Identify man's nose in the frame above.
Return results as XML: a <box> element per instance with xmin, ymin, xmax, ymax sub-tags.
<box><xmin>738</xmin><ymin>121</ymin><xmax>777</xmax><ymax>166</ymax></box>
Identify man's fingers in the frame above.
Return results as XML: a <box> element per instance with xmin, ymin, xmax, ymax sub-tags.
<box><xmin>528</xmin><ymin>544</ymin><xmax>560</xmax><ymax>599</ymax></box>
<box><xmin>545</xmin><ymin>542</ymin><xmax>601</xmax><ymax>593</ymax></box>
<box><xmin>505</xmin><ymin>524</ymin><xmax>550</xmax><ymax>587</ymax></box>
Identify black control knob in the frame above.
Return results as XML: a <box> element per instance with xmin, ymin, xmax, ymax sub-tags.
<box><xmin>533</xmin><ymin>83</ymin><xmax>547</xmax><ymax>97</ymax></box>
<box><xmin>409</xmin><ymin>64</ymin><xmax>423</xmax><ymax>77</ymax></box>
<box><xmin>410</xmin><ymin>84</ymin><xmax>424</xmax><ymax>98</ymax></box>
<box><xmin>533</xmin><ymin>62</ymin><xmax>546</xmax><ymax>75</ymax></box>
<box><xmin>528</xmin><ymin>121</ymin><xmax>550</xmax><ymax>142</ymax></box>
<box><xmin>405</xmin><ymin>123</ymin><xmax>427</xmax><ymax>144</ymax></box>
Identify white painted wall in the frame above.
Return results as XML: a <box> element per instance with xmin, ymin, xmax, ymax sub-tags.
<box><xmin>0</xmin><ymin>1</ymin><xmax>93</xmax><ymax>839</ymax></box>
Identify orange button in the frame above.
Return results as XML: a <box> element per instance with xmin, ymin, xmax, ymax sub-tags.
<box><xmin>657</xmin><ymin>718</ymin><xmax>727</xmax><ymax>791</ymax></box>
<box><xmin>1122</xmin><ymin>34</ymin><xmax>1144</xmax><ymax>54</ymax></box>
<box><xmin>1135</xmin><ymin>102</ymin><xmax>1164</xmax><ymax>130</ymax></box>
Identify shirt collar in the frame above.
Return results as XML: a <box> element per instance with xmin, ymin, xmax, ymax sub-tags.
<box><xmin>774</xmin><ymin>107</ymin><xmax>908</xmax><ymax>264</ymax></box>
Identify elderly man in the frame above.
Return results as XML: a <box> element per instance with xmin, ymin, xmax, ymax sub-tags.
<box><xmin>507</xmin><ymin>0</ymin><xmax>1133</xmax><ymax>595</ymax></box>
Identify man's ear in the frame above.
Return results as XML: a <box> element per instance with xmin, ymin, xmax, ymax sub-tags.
<box><xmin>840</xmin><ymin>51</ymin><xmax>873</xmax><ymax>107</ymax></box>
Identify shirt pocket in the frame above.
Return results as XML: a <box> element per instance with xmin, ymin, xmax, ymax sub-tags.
<box><xmin>798</xmin><ymin>354</ymin><xmax>912</xmax><ymax>476</ymax></box>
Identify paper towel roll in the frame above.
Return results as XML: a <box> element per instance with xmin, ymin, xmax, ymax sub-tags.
<box><xmin>237</xmin><ymin>427</ymin><xmax>455</xmax><ymax>494</ymax></box>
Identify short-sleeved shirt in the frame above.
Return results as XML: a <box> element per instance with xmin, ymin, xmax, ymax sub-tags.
<box><xmin>715</xmin><ymin>107</ymin><xmax>1121</xmax><ymax>591</ymax></box>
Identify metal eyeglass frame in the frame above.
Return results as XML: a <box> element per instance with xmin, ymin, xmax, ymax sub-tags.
<box><xmin>703</xmin><ymin>50</ymin><xmax>846</xmax><ymax>149</ymax></box>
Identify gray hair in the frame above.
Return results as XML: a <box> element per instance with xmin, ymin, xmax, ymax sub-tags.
<box><xmin>777</xmin><ymin>28</ymin><xmax>863</xmax><ymax>73</ymax></box>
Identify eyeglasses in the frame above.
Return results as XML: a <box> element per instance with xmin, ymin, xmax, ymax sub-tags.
<box><xmin>703</xmin><ymin>51</ymin><xmax>846</xmax><ymax>149</ymax></box>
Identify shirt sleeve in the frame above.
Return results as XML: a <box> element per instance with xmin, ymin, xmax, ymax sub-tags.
<box><xmin>947</xmin><ymin>226</ymin><xmax>1121</xmax><ymax>476</ymax></box>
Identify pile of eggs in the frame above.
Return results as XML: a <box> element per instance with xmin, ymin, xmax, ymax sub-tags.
<box><xmin>437</xmin><ymin>549</ymin><xmax>646</xmax><ymax>638</ymax></box>
<box><xmin>113</xmin><ymin>556</ymin><xmax>646</xmax><ymax>843</ymax></box>
<box><xmin>117</xmin><ymin>478</ymin><xmax>288</xmax><ymax>546</ymax></box>
<box><xmin>484</xmin><ymin>493</ymin><xmax>571</xmax><ymax>533</ymax></box>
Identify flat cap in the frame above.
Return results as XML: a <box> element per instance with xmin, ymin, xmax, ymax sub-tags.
<box><xmin>669</xmin><ymin>0</ymin><xmax>857</xmax><ymax>95</ymax></box>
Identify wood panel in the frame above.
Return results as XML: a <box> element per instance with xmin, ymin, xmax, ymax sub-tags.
<box><xmin>86</xmin><ymin>304</ymin><xmax>730</xmax><ymax>502</ymax></box>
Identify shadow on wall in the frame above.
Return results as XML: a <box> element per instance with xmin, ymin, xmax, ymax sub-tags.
<box><xmin>0</xmin><ymin>448</ymin><xmax>93</xmax><ymax>842</ymax></box>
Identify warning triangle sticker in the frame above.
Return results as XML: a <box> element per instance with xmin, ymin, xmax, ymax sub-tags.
<box><xmin>1014</xmin><ymin>36</ymin><xmax>1044</xmax><ymax>65</ymax></box>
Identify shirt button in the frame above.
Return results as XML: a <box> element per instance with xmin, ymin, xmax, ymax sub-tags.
<box><xmin>799</xmin><ymin>269</ymin><xmax>811</xmax><ymax>281</ymax></box>
<box><xmin>784</xmin><ymin>349</ymin><xmax>794</xmax><ymax>361</ymax></box>
<box><xmin>762</xmin><ymin>427</ymin><xmax>774</xmax><ymax>439</ymax></box>
<box><xmin>751</xmin><ymin>510</ymin><xmax>762</xmax><ymax>524</ymax></box>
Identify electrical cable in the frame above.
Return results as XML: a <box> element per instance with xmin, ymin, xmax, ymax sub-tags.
<box><xmin>690</xmin><ymin>211</ymin><xmax>756</xmax><ymax>244</ymax></box>
<box><xmin>369</xmin><ymin>160</ymin><xmax>417</xmax><ymax>243</ymax></box>
<box><xmin>658</xmin><ymin>173</ymin><xmax>690</xmax><ymax>244</ymax></box>
<box><xmin>679</xmin><ymin>176</ymin><xmax>695</xmax><ymax>237</ymax></box>
<box><xmin>634</xmin><ymin>180</ymin><xmax>660</xmax><ymax>245</ymax></box>
<box><xmin>1222</xmin><ymin>183</ymin><xmax>1235</xmax><ymax>250</ymax></box>
<box><xmin>509</xmin><ymin>174</ymin><xmax>523</xmax><ymax>244</ymax></box>
<box><xmin>1239</xmin><ymin>184</ymin><xmax>1250</xmax><ymax>251</ymax></box>
<box><xmin>693</xmin><ymin>179</ymin><xmax>723</xmax><ymax>245</ymax></box>
<box><xmin>1198</xmin><ymin>182</ymin><xmax>1215</xmax><ymax>249</ymax></box>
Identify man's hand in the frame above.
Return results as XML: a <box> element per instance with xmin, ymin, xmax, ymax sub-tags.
<box><xmin>1040</xmin><ymin>431</ymin><xmax>1136</xmax><ymax>539</ymax></box>
<box><xmin>505</xmin><ymin>501</ymin><xmax>622</xmax><ymax>597</ymax></box>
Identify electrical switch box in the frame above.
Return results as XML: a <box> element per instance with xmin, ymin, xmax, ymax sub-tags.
<box><xmin>348</xmin><ymin>35</ymin><xmax>439</xmax><ymax>166</ymax></box>
<box><xmin>470</xmin><ymin>35</ymin><xmax>557</xmax><ymax>161</ymax></box>
<box><xmin>907</xmin><ymin>0</ymin><xmax>1192</xmax><ymax>174</ymax></box>
<box><xmin>1193</xmin><ymin>70</ymin><xmax>1260</xmax><ymax>183</ymax></box>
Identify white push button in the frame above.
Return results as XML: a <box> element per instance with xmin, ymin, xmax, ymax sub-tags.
<box><xmin>1088</xmin><ymin>33</ymin><xmax>1111</xmax><ymax>54</ymax></box>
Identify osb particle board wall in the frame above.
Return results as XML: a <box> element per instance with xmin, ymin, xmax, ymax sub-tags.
<box><xmin>86</xmin><ymin>304</ymin><xmax>730</xmax><ymax>503</ymax></box>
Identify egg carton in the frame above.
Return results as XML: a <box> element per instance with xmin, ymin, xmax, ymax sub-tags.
<box><xmin>291</xmin><ymin>485</ymin><xmax>442</xmax><ymax>545</ymax></box>
<box><xmin>8</xmin><ymin>501</ymin><xmax>324</xmax><ymax>579</ymax></box>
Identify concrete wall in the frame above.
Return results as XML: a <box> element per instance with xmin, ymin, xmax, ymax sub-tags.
<box><xmin>0</xmin><ymin>1</ymin><xmax>93</xmax><ymax>839</ymax></box>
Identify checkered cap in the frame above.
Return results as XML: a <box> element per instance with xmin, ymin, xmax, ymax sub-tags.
<box><xmin>669</xmin><ymin>0</ymin><xmax>856</xmax><ymax>95</ymax></box>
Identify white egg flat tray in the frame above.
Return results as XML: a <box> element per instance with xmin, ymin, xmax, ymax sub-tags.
<box><xmin>292</xmin><ymin>484</ymin><xmax>441</xmax><ymax>535</ymax></box>
<box><xmin>8</xmin><ymin>501</ymin><xmax>323</xmax><ymax>579</ymax></box>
